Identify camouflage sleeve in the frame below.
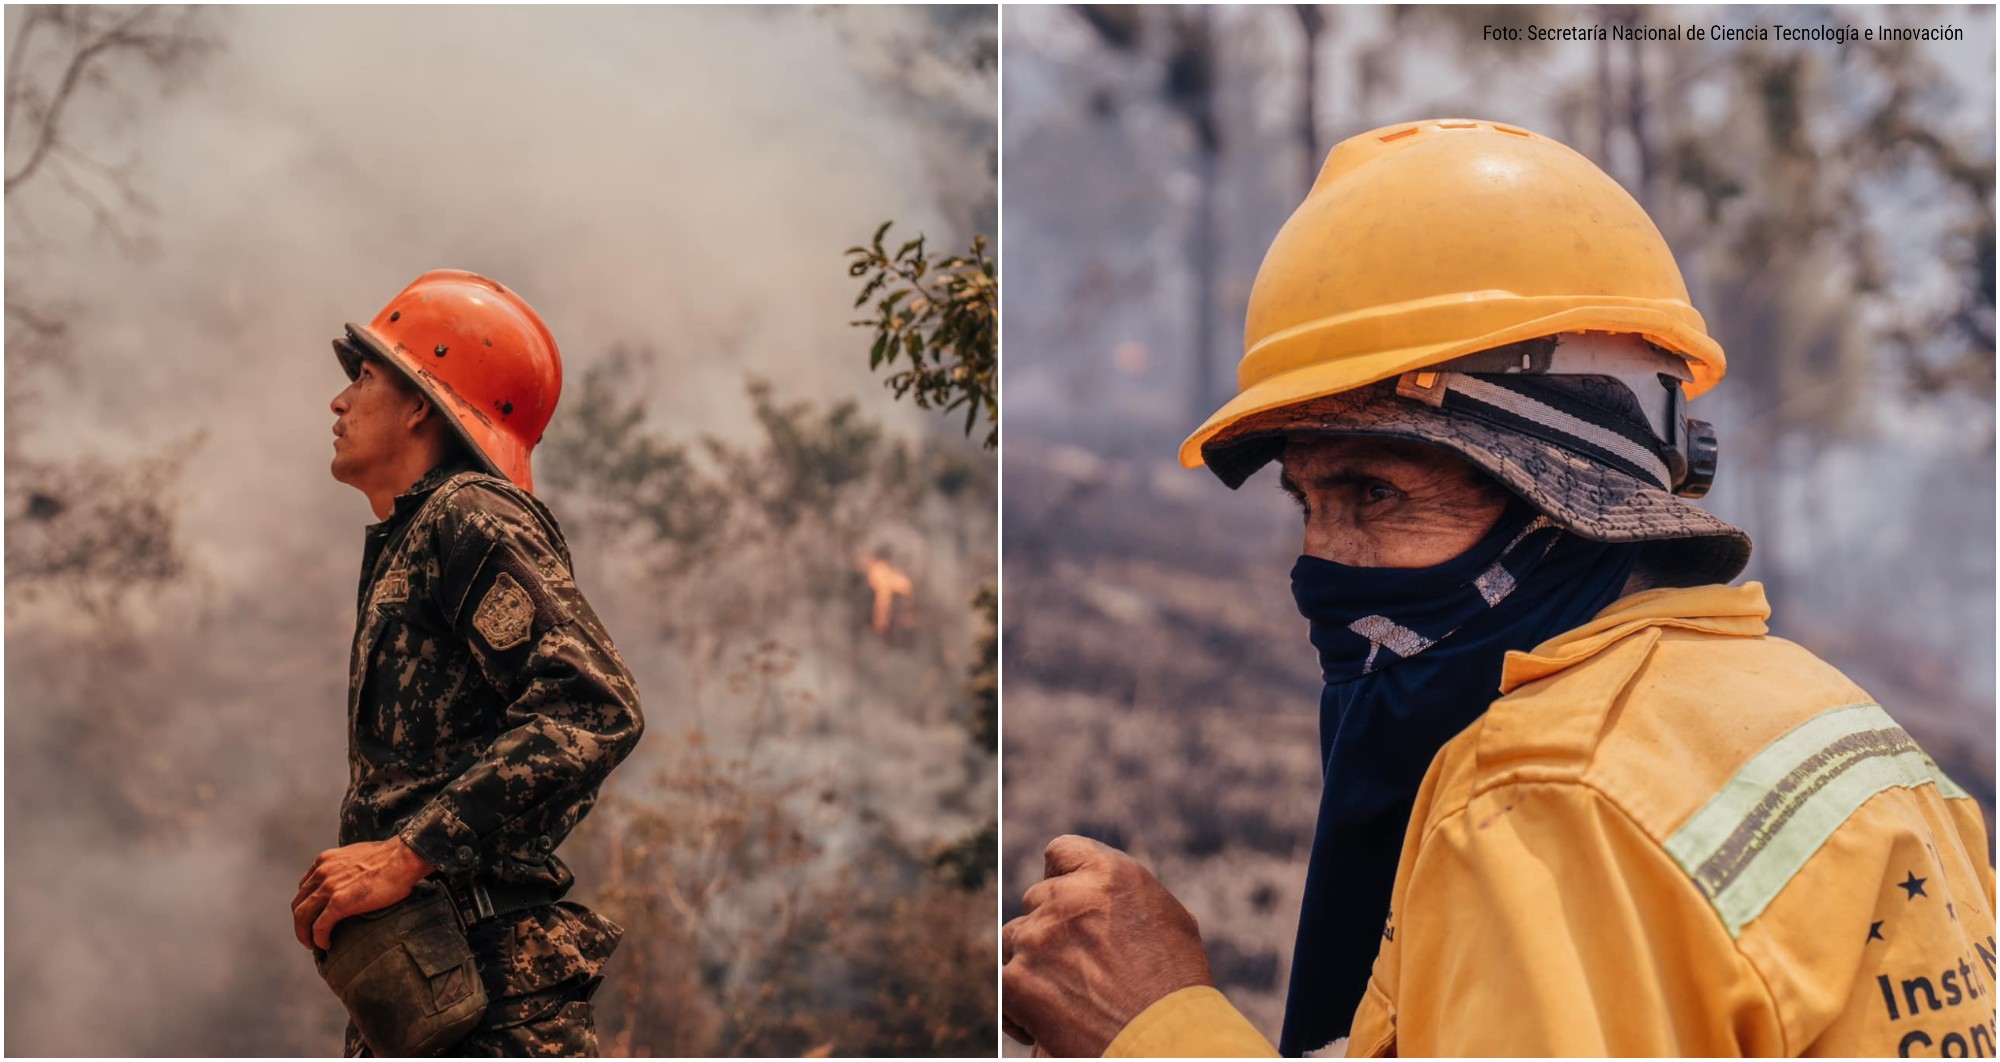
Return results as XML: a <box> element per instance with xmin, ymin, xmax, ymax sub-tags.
<box><xmin>394</xmin><ymin>484</ymin><xmax>644</xmax><ymax>876</ymax></box>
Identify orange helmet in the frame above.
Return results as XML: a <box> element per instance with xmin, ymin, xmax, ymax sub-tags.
<box><xmin>334</xmin><ymin>270</ymin><xmax>562</xmax><ymax>492</ymax></box>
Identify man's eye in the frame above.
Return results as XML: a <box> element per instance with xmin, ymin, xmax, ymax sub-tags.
<box><xmin>1278</xmin><ymin>478</ymin><xmax>1309</xmax><ymax>518</ymax></box>
<box><xmin>1360</xmin><ymin>481</ymin><xmax>1398</xmax><ymax>505</ymax></box>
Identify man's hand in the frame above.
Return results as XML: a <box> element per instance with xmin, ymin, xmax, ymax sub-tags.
<box><xmin>291</xmin><ymin>838</ymin><xmax>436</xmax><ymax>950</ymax></box>
<box><xmin>1002</xmin><ymin>835</ymin><xmax>1214</xmax><ymax>1057</ymax></box>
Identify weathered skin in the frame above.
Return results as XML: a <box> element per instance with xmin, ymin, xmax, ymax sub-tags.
<box><xmin>340</xmin><ymin>459</ymin><xmax>643</xmax><ymax>1055</ymax></box>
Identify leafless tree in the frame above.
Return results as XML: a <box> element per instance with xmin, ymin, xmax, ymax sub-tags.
<box><xmin>1074</xmin><ymin>5</ymin><xmax>1227</xmax><ymax>424</ymax></box>
<box><xmin>4</xmin><ymin>5</ymin><xmax>216</xmax><ymax>608</ymax></box>
<box><xmin>5</xmin><ymin>5</ymin><xmax>215</xmax><ymax>248</ymax></box>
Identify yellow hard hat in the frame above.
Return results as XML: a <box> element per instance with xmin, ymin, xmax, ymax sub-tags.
<box><xmin>1180</xmin><ymin>118</ymin><xmax>1725</xmax><ymax>471</ymax></box>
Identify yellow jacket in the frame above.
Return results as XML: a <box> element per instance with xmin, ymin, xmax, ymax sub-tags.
<box><xmin>1106</xmin><ymin>584</ymin><xmax>1996</xmax><ymax>1057</ymax></box>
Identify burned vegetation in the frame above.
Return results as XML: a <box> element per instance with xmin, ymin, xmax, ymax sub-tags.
<box><xmin>531</xmin><ymin>357</ymin><xmax>1000</xmax><ymax>1056</ymax></box>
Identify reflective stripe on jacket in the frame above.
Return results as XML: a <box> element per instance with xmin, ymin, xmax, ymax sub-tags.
<box><xmin>1105</xmin><ymin>583</ymin><xmax>1996</xmax><ymax>1057</ymax></box>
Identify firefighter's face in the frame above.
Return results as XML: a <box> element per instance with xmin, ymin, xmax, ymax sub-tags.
<box><xmin>329</xmin><ymin>358</ymin><xmax>428</xmax><ymax>488</ymax></box>
<box><xmin>1279</xmin><ymin>436</ymin><xmax>1510</xmax><ymax>568</ymax></box>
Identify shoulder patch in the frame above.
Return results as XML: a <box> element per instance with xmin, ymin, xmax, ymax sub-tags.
<box><xmin>473</xmin><ymin>570</ymin><xmax>536</xmax><ymax>651</ymax></box>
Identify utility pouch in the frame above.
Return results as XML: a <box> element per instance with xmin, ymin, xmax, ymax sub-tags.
<box><xmin>314</xmin><ymin>880</ymin><xmax>488</xmax><ymax>1056</ymax></box>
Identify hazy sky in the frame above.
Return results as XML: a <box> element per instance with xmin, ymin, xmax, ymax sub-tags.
<box><xmin>9</xmin><ymin>5</ymin><xmax>993</xmax><ymax>594</ymax></box>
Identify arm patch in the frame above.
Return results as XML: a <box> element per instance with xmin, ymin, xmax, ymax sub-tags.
<box><xmin>472</xmin><ymin>570</ymin><xmax>537</xmax><ymax>651</ymax></box>
<box><xmin>435</xmin><ymin>485</ymin><xmax>574</xmax><ymax>651</ymax></box>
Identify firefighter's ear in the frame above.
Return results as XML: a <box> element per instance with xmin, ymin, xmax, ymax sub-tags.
<box><xmin>404</xmin><ymin>391</ymin><xmax>453</xmax><ymax>452</ymax></box>
<box><xmin>402</xmin><ymin>389</ymin><xmax>435</xmax><ymax>430</ymax></box>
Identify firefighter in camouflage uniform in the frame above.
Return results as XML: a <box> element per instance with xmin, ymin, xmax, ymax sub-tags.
<box><xmin>292</xmin><ymin>270</ymin><xmax>644</xmax><ymax>1056</ymax></box>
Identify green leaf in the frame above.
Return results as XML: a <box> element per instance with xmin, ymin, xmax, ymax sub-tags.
<box><xmin>848</xmin><ymin>223</ymin><xmax>998</xmax><ymax>452</ymax></box>
<box><xmin>854</xmin><ymin>274</ymin><xmax>886</xmax><ymax>308</ymax></box>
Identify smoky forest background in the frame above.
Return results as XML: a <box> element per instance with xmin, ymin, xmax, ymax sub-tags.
<box><xmin>1002</xmin><ymin>3</ymin><xmax>1996</xmax><ymax>1045</ymax></box>
<box><xmin>5</xmin><ymin>6</ymin><xmax>997</xmax><ymax>1056</ymax></box>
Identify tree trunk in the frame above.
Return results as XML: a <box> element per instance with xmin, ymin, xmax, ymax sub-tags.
<box><xmin>1595</xmin><ymin>17</ymin><xmax>1616</xmax><ymax>165</ymax></box>
<box><xmin>1192</xmin><ymin>139</ymin><xmax>1219</xmax><ymax>422</ymax></box>
<box><xmin>1625</xmin><ymin>26</ymin><xmax>1656</xmax><ymax>209</ymax></box>
<box><xmin>1296</xmin><ymin>5</ymin><xmax>1324</xmax><ymax>195</ymax></box>
<box><xmin>1169</xmin><ymin>5</ymin><xmax>1222</xmax><ymax>423</ymax></box>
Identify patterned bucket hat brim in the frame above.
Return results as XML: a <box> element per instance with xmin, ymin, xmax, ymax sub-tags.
<box><xmin>1202</xmin><ymin>378</ymin><xmax>1752</xmax><ymax>586</ymax></box>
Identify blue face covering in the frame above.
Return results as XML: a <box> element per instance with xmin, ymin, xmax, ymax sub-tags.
<box><xmin>1277</xmin><ymin>500</ymin><xmax>1641</xmax><ymax>1056</ymax></box>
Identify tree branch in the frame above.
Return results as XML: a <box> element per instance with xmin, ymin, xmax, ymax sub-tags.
<box><xmin>43</xmin><ymin>152</ymin><xmax>142</xmax><ymax>252</ymax></box>
<box><xmin>4</xmin><ymin>7</ymin><xmax>49</xmax><ymax>135</ymax></box>
<box><xmin>7</xmin><ymin>7</ymin><xmax>166</xmax><ymax>193</ymax></box>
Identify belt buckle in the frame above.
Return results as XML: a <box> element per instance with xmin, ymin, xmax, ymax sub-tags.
<box><xmin>471</xmin><ymin>881</ymin><xmax>495</xmax><ymax>921</ymax></box>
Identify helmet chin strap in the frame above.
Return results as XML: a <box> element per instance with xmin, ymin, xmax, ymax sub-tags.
<box><xmin>1394</xmin><ymin>332</ymin><xmax>1720</xmax><ymax>497</ymax></box>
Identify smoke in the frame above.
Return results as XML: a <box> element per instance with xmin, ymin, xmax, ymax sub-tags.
<box><xmin>12</xmin><ymin>4</ymin><xmax>990</xmax><ymax>558</ymax></box>
<box><xmin>6</xmin><ymin>6</ymin><xmax>996</xmax><ymax>1055</ymax></box>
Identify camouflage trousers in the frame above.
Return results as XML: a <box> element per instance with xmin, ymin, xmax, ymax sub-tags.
<box><xmin>344</xmin><ymin>901</ymin><xmax>617</xmax><ymax>1058</ymax></box>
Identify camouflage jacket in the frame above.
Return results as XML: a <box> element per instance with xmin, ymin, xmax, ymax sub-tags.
<box><xmin>340</xmin><ymin>461</ymin><xmax>644</xmax><ymax>897</ymax></box>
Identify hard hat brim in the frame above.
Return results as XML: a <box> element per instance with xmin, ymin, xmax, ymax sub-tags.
<box><xmin>1182</xmin><ymin>307</ymin><xmax>1724</xmax><ymax>472</ymax></box>
<box><xmin>1201</xmin><ymin>382</ymin><xmax>1751</xmax><ymax>586</ymax></box>
<box><xmin>336</xmin><ymin>324</ymin><xmax>535</xmax><ymax>492</ymax></box>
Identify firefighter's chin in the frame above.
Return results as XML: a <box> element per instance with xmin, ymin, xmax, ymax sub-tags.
<box><xmin>329</xmin><ymin>439</ymin><xmax>367</xmax><ymax>489</ymax></box>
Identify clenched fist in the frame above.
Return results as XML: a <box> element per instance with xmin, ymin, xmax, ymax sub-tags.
<box><xmin>291</xmin><ymin>838</ymin><xmax>435</xmax><ymax>950</ymax></box>
<box><xmin>1001</xmin><ymin>835</ymin><xmax>1214</xmax><ymax>1057</ymax></box>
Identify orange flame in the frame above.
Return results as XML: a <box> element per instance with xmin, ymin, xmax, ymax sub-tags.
<box><xmin>862</xmin><ymin>556</ymin><xmax>913</xmax><ymax>635</ymax></box>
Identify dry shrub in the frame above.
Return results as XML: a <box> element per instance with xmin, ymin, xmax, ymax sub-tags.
<box><xmin>570</xmin><ymin>645</ymin><xmax>996</xmax><ymax>1057</ymax></box>
<box><xmin>531</xmin><ymin>375</ymin><xmax>998</xmax><ymax>1055</ymax></box>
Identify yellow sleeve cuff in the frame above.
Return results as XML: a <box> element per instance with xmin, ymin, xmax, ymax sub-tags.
<box><xmin>1103</xmin><ymin>986</ymin><xmax>1280</xmax><ymax>1058</ymax></box>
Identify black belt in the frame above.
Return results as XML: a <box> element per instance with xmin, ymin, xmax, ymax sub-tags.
<box><xmin>445</xmin><ymin>877</ymin><xmax>558</xmax><ymax>925</ymax></box>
